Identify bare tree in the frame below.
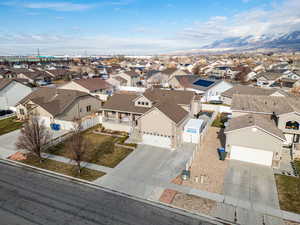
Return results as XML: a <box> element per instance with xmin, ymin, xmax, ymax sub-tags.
<box><xmin>16</xmin><ymin>116</ymin><xmax>51</xmax><ymax>163</ymax></box>
<box><xmin>66</xmin><ymin>122</ymin><xmax>91</xmax><ymax>174</ymax></box>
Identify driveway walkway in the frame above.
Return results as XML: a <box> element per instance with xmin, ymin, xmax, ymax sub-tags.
<box><xmin>213</xmin><ymin>160</ymin><xmax>283</xmax><ymax>225</ymax></box>
<box><xmin>95</xmin><ymin>144</ymin><xmax>195</xmax><ymax>199</ymax></box>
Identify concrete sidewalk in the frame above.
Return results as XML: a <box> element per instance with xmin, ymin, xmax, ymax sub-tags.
<box><xmin>42</xmin><ymin>153</ymin><xmax>114</xmax><ymax>174</ymax></box>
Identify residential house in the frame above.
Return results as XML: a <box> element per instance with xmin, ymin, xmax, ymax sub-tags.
<box><xmin>146</xmin><ymin>68</ymin><xmax>190</xmax><ymax>87</ymax></box>
<box><xmin>16</xmin><ymin>88</ymin><xmax>102</xmax><ymax>131</ymax></box>
<box><xmin>221</xmin><ymin>85</ymin><xmax>288</xmax><ymax>105</ymax></box>
<box><xmin>0</xmin><ymin>79</ymin><xmax>32</xmax><ymax>110</ymax></box>
<box><xmin>17</xmin><ymin>70</ymin><xmax>52</xmax><ymax>86</ymax></box>
<box><xmin>170</xmin><ymin>75</ymin><xmax>233</xmax><ymax>102</ymax></box>
<box><xmin>59</xmin><ymin>78</ymin><xmax>113</xmax><ymax>101</ymax></box>
<box><xmin>101</xmin><ymin>88</ymin><xmax>201</xmax><ymax>149</ymax></box>
<box><xmin>256</xmin><ymin>72</ymin><xmax>283</xmax><ymax>87</ymax></box>
<box><xmin>115</xmin><ymin>71</ymin><xmax>140</xmax><ymax>87</ymax></box>
<box><xmin>225</xmin><ymin>94</ymin><xmax>300</xmax><ymax>167</ymax></box>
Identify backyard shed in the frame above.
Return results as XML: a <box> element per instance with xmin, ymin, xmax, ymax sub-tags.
<box><xmin>183</xmin><ymin>119</ymin><xmax>204</xmax><ymax>144</ymax></box>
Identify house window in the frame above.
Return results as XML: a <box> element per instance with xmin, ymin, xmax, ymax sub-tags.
<box><xmin>19</xmin><ymin>109</ymin><xmax>25</xmax><ymax>115</ymax></box>
<box><xmin>86</xmin><ymin>105</ymin><xmax>92</xmax><ymax>112</ymax></box>
<box><xmin>286</xmin><ymin>121</ymin><xmax>299</xmax><ymax>130</ymax></box>
<box><xmin>142</xmin><ymin>102</ymin><xmax>145</xmax><ymax>105</ymax></box>
<box><xmin>145</xmin><ymin>102</ymin><xmax>149</xmax><ymax>106</ymax></box>
<box><xmin>138</xmin><ymin>101</ymin><xmax>141</xmax><ymax>105</ymax></box>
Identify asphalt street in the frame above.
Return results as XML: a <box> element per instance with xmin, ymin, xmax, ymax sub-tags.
<box><xmin>0</xmin><ymin>162</ymin><xmax>224</xmax><ymax>225</ymax></box>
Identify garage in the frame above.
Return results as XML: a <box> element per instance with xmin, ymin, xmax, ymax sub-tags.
<box><xmin>230</xmin><ymin>145</ymin><xmax>273</xmax><ymax>167</ymax></box>
<box><xmin>142</xmin><ymin>134</ymin><xmax>172</xmax><ymax>149</ymax></box>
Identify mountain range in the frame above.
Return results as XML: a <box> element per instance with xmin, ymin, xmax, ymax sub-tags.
<box><xmin>202</xmin><ymin>31</ymin><xmax>300</xmax><ymax>50</ymax></box>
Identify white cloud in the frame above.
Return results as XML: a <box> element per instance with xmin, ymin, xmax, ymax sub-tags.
<box><xmin>0</xmin><ymin>34</ymin><xmax>200</xmax><ymax>55</ymax></box>
<box><xmin>180</xmin><ymin>0</ymin><xmax>300</xmax><ymax>44</ymax></box>
<box><xmin>1</xmin><ymin>0</ymin><xmax>300</xmax><ymax>54</ymax></box>
<box><xmin>3</xmin><ymin>0</ymin><xmax>133</xmax><ymax>11</ymax></box>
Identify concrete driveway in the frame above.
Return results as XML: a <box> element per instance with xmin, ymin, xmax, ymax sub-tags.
<box><xmin>213</xmin><ymin>160</ymin><xmax>284</xmax><ymax>224</ymax></box>
<box><xmin>96</xmin><ymin>144</ymin><xmax>195</xmax><ymax>199</ymax></box>
<box><xmin>223</xmin><ymin>160</ymin><xmax>280</xmax><ymax>209</ymax></box>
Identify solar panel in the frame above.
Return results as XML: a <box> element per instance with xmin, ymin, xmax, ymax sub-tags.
<box><xmin>193</xmin><ymin>79</ymin><xmax>215</xmax><ymax>87</ymax></box>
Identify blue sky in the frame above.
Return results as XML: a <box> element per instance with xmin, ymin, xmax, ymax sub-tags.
<box><xmin>0</xmin><ymin>0</ymin><xmax>299</xmax><ymax>55</ymax></box>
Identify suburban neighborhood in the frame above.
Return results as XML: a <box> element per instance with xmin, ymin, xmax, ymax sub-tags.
<box><xmin>2</xmin><ymin>0</ymin><xmax>300</xmax><ymax>224</ymax></box>
<box><xmin>1</xmin><ymin>52</ymin><xmax>300</xmax><ymax>225</ymax></box>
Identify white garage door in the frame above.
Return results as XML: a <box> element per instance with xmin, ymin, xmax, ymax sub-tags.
<box><xmin>230</xmin><ymin>146</ymin><xmax>273</xmax><ymax>167</ymax></box>
<box><xmin>142</xmin><ymin>134</ymin><xmax>172</xmax><ymax>149</ymax></box>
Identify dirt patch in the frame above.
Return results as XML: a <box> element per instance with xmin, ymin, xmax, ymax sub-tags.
<box><xmin>8</xmin><ymin>152</ymin><xmax>27</xmax><ymax>161</ymax></box>
<box><xmin>182</xmin><ymin>127</ymin><xmax>228</xmax><ymax>194</ymax></box>
<box><xmin>172</xmin><ymin>193</ymin><xmax>216</xmax><ymax>216</ymax></box>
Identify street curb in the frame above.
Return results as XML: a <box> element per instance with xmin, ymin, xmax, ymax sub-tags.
<box><xmin>0</xmin><ymin>158</ymin><xmax>227</xmax><ymax>225</ymax></box>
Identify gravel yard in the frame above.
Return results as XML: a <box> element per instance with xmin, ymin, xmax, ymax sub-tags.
<box><xmin>182</xmin><ymin>127</ymin><xmax>228</xmax><ymax>194</ymax></box>
<box><xmin>172</xmin><ymin>193</ymin><xmax>216</xmax><ymax>216</ymax></box>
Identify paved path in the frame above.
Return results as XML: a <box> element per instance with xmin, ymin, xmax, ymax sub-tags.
<box><xmin>0</xmin><ymin>162</ymin><xmax>222</xmax><ymax>225</ymax></box>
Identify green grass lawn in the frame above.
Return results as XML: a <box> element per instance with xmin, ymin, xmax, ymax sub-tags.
<box><xmin>0</xmin><ymin>116</ymin><xmax>23</xmax><ymax>136</ymax></box>
<box><xmin>21</xmin><ymin>154</ymin><xmax>105</xmax><ymax>181</ymax></box>
<box><xmin>48</xmin><ymin>131</ymin><xmax>133</xmax><ymax>168</ymax></box>
<box><xmin>275</xmin><ymin>174</ymin><xmax>300</xmax><ymax>214</ymax></box>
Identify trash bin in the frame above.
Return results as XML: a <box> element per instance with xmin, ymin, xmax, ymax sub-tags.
<box><xmin>217</xmin><ymin>148</ymin><xmax>227</xmax><ymax>160</ymax></box>
<box><xmin>220</xmin><ymin>151</ymin><xmax>227</xmax><ymax>161</ymax></box>
<box><xmin>181</xmin><ymin>170</ymin><xmax>191</xmax><ymax>181</ymax></box>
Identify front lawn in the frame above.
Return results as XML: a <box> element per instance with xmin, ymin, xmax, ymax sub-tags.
<box><xmin>48</xmin><ymin>132</ymin><xmax>133</xmax><ymax>168</ymax></box>
<box><xmin>275</xmin><ymin>174</ymin><xmax>300</xmax><ymax>214</ymax></box>
<box><xmin>21</xmin><ymin>154</ymin><xmax>105</xmax><ymax>181</ymax></box>
<box><xmin>0</xmin><ymin>116</ymin><xmax>23</xmax><ymax>135</ymax></box>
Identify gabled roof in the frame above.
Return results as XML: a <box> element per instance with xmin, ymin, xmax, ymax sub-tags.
<box><xmin>73</xmin><ymin>78</ymin><xmax>112</xmax><ymax>92</ymax></box>
<box><xmin>257</xmin><ymin>72</ymin><xmax>283</xmax><ymax>81</ymax></box>
<box><xmin>0</xmin><ymin>78</ymin><xmax>29</xmax><ymax>91</ymax></box>
<box><xmin>225</xmin><ymin>114</ymin><xmax>285</xmax><ymax>141</ymax></box>
<box><xmin>231</xmin><ymin>94</ymin><xmax>300</xmax><ymax>115</ymax></box>
<box><xmin>155</xmin><ymin>102</ymin><xmax>189</xmax><ymax>124</ymax></box>
<box><xmin>102</xmin><ymin>92</ymin><xmax>148</xmax><ymax>114</ymax></box>
<box><xmin>143</xmin><ymin>88</ymin><xmax>195</xmax><ymax>105</ymax></box>
<box><xmin>18</xmin><ymin>87</ymin><xmax>99</xmax><ymax>117</ymax></box>
<box><xmin>221</xmin><ymin>85</ymin><xmax>288</xmax><ymax>98</ymax></box>
<box><xmin>103</xmin><ymin>88</ymin><xmax>195</xmax><ymax>124</ymax></box>
<box><xmin>161</xmin><ymin>68</ymin><xmax>178</xmax><ymax>75</ymax></box>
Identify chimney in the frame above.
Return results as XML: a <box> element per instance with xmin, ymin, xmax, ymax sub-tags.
<box><xmin>271</xmin><ymin>112</ymin><xmax>278</xmax><ymax>126</ymax></box>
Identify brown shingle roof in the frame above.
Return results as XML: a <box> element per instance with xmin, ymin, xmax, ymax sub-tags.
<box><xmin>102</xmin><ymin>92</ymin><xmax>148</xmax><ymax>114</ymax></box>
<box><xmin>73</xmin><ymin>78</ymin><xmax>112</xmax><ymax>92</ymax></box>
<box><xmin>225</xmin><ymin>114</ymin><xmax>285</xmax><ymax>140</ymax></box>
<box><xmin>143</xmin><ymin>88</ymin><xmax>194</xmax><ymax>105</ymax></box>
<box><xmin>124</xmin><ymin>71</ymin><xmax>139</xmax><ymax>77</ymax></box>
<box><xmin>231</xmin><ymin>94</ymin><xmax>300</xmax><ymax>115</ymax></box>
<box><xmin>19</xmin><ymin>87</ymin><xmax>98</xmax><ymax>116</ymax></box>
<box><xmin>0</xmin><ymin>78</ymin><xmax>29</xmax><ymax>90</ymax></box>
<box><xmin>103</xmin><ymin>88</ymin><xmax>195</xmax><ymax>123</ymax></box>
<box><xmin>221</xmin><ymin>85</ymin><xmax>287</xmax><ymax>98</ymax></box>
<box><xmin>257</xmin><ymin>72</ymin><xmax>283</xmax><ymax>81</ymax></box>
<box><xmin>156</xmin><ymin>102</ymin><xmax>189</xmax><ymax>124</ymax></box>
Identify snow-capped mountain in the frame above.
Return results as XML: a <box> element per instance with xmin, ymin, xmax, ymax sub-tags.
<box><xmin>202</xmin><ymin>31</ymin><xmax>300</xmax><ymax>50</ymax></box>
